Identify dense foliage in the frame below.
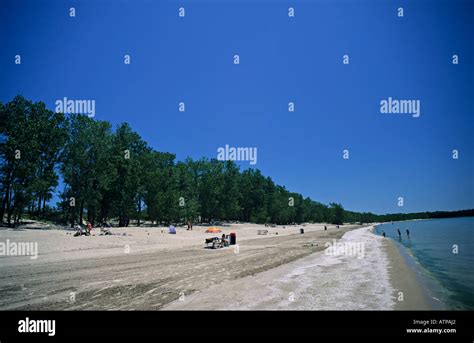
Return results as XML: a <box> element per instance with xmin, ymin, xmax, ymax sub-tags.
<box><xmin>1</xmin><ymin>96</ymin><xmax>472</xmax><ymax>227</ymax></box>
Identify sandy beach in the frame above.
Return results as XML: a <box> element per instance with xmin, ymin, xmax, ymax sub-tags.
<box><xmin>0</xmin><ymin>223</ymin><xmax>356</xmax><ymax>310</ymax></box>
<box><xmin>0</xmin><ymin>222</ymin><xmax>431</xmax><ymax>310</ymax></box>
<box><xmin>165</xmin><ymin>226</ymin><xmax>432</xmax><ymax>310</ymax></box>
<box><xmin>383</xmin><ymin>236</ymin><xmax>433</xmax><ymax>310</ymax></box>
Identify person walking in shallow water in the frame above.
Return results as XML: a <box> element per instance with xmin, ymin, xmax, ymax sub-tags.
<box><xmin>397</xmin><ymin>228</ymin><xmax>401</xmax><ymax>239</ymax></box>
<box><xmin>382</xmin><ymin>231</ymin><xmax>386</xmax><ymax>237</ymax></box>
<box><xmin>406</xmin><ymin>228</ymin><xmax>410</xmax><ymax>238</ymax></box>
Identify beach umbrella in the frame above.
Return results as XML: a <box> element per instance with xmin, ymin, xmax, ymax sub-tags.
<box><xmin>205</xmin><ymin>227</ymin><xmax>222</xmax><ymax>233</ymax></box>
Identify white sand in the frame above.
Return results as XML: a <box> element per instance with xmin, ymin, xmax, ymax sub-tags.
<box><xmin>164</xmin><ymin>226</ymin><xmax>397</xmax><ymax>310</ymax></box>
<box><xmin>0</xmin><ymin>223</ymin><xmax>330</xmax><ymax>267</ymax></box>
<box><xmin>0</xmin><ymin>222</ymin><xmax>360</xmax><ymax>310</ymax></box>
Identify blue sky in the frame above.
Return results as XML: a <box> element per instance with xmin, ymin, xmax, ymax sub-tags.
<box><xmin>0</xmin><ymin>0</ymin><xmax>472</xmax><ymax>214</ymax></box>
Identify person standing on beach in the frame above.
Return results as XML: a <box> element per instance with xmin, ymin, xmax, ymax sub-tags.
<box><xmin>382</xmin><ymin>231</ymin><xmax>386</xmax><ymax>237</ymax></box>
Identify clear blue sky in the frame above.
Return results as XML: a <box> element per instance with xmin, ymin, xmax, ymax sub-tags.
<box><xmin>0</xmin><ymin>0</ymin><xmax>472</xmax><ymax>215</ymax></box>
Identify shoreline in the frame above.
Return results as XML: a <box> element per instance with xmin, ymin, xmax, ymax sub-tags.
<box><xmin>0</xmin><ymin>222</ymin><xmax>438</xmax><ymax>310</ymax></box>
<box><xmin>165</xmin><ymin>226</ymin><xmax>435</xmax><ymax>310</ymax></box>
<box><xmin>381</xmin><ymin>237</ymin><xmax>433</xmax><ymax>310</ymax></box>
<box><xmin>375</xmin><ymin>218</ymin><xmax>474</xmax><ymax>311</ymax></box>
<box><xmin>376</xmin><ymin>229</ymin><xmax>446</xmax><ymax>310</ymax></box>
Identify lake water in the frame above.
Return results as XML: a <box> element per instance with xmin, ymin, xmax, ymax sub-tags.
<box><xmin>375</xmin><ymin>217</ymin><xmax>474</xmax><ymax>310</ymax></box>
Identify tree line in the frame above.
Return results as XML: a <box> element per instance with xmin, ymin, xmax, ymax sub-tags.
<box><xmin>1</xmin><ymin>96</ymin><xmax>472</xmax><ymax>228</ymax></box>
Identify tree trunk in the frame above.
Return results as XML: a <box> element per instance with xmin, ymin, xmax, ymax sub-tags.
<box><xmin>6</xmin><ymin>192</ymin><xmax>13</xmax><ymax>226</ymax></box>
<box><xmin>0</xmin><ymin>172</ymin><xmax>11</xmax><ymax>223</ymax></box>
<box><xmin>79</xmin><ymin>200</ymin><xmax>84</xmax><ymax>225</ymax></box>
<box><xmin>137</xmin><ymin>198</ymin><xmax>141</xmax><ymax>227</ymax></box>
<box><xmin>0</xmin><ymin>187</ymin><xmax>8</xmax><ymax>223</ymax></box>
<box><xmin>15</xmin><ymin>208</ymin><xmax>22</xmax><ymax>227</ymax></box>
<box><xmin>37</xmin><ymin>196</ymin><xmax>42</xmax><ymax>216</ymax></box>
<box><xmin>89</xmin><ymin>207</ymin><xmax>95</xmax><ymax>226</ymax></box>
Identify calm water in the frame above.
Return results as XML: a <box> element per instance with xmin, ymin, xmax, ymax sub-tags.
<box><xmin>375</xmin><ymin>217</ymin><xmax>474</xmax><ymax>310</ymax></box>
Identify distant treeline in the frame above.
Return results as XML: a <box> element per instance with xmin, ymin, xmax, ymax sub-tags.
<box><xmin>344</xmin><ymin>209</ymin><xmax>474</xmax><ymax>225</ymax></box>
<box><xmin>1</xmin><ymin>96</ymin><xmax>472</xmax><ymax>227</ymax></box>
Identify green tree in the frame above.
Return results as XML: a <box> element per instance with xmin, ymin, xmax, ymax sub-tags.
<box><xmin>60</xmin><ymin>114</ymin><xmax>114</xmax><ymax>226</ymax></box>
<box><xmin>330</xmin><ymin>203</ymin><xmax>345</xmax><ymax>225</ymax></box>
<box><xmin>0</xmin><ymin>96</ymin><xmax>65</xmax><ymax>226</ymax></box>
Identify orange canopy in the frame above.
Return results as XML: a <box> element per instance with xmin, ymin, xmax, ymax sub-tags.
<box><xmin>205</xmin><ymin>227</ymin><xmax>222</xmax><ymax>233</ymax></box>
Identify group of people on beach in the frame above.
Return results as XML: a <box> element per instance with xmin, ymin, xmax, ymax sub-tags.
<box><xmin>73</xmin><ymin>220</ymin><xmax>194</xmax><ymax>237</ymax></box>
<box><xmin>74</xmin><ymin>222</ymin><xmax>93</xmax><ymax>236</ymax></box>
<box><xmin>74</xmin><ymin>222</ymin><xmax>115</xmax><ymax>237</ymax></box>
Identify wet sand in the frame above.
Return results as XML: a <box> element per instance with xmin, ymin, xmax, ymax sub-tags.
<box><xmin>383</xmin><ymin>238</ymin><xmax>432</xmax><ymax>310</ymax></box>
